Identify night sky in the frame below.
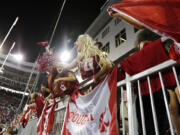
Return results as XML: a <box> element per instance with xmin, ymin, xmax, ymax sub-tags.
<box><xmin>0</xmin><ymin>0</ymin><xmax>106</xmax><ymax>62</ymax></box>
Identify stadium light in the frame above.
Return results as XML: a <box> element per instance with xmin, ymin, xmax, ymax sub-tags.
<box><xmin>60</xmin><ymin>51</ymin><xmax>71</xmax><ymax>62</ymax></box>
<box><xmin>13</xmin><ymin>53</ymin><xmax>23</xmax><ymax>62</ymax></box>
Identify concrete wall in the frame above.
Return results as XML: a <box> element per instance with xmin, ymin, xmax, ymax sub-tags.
<box><xmin>94</xmin><ymin>18</ymin><xmax>139</xmax><ymax>61</ymax></box>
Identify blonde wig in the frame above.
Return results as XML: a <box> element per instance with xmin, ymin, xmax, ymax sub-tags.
<box><xmin>77</xmin><ymin>34</ymin><xmax>111</xmax><ymax>67</ymax></box>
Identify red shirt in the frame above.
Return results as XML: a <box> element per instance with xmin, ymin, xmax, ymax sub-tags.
<box><xmin>80</xmin><ymin>56</ymin><xmax>101</xmax><ymax>80</ymax></box>
<box><xmin>28</xmin><ymin>101</ymin><xmax>36</xmax><ymax>114</ymax></box>
<box><xmin>120</xmin><ymin>39</ymin><xmax>176</xmax><ymax>95</ymax></box>
<box><xmin>52</xmin><ymin>71</ymin><xmax>79</xmax><ymax>98</ymax></box>
<box><xmin>35</xmin><ymin>96</ymin><xmax>44</xmax><ymax>118</ymax></box>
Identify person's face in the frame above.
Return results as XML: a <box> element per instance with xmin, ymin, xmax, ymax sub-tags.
<box><xmin>74</xmin><ymin>38</ymin><xmax>82</xmax><ymax>52</ymax></box>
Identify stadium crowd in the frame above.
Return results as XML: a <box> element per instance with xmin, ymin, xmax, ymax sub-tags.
<box><xmin>1</xmin><ymin>32</ymin><xmax>180</xmax><ymax>135</ymax></box>
<box><xmin>0</xmin><ymin>1</ymin><xmax>180</xmax><ymax>135</ymax></box>
<box><xmin>0</xmin><ymin>90</ymin><xmax>21</xmax><ymax>125</ymax></box>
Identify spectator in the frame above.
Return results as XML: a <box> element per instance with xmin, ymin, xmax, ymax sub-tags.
<box><xmin>28</xmin><ymin>92</ymin><xmax>44</xmax><ymax>118</ymax></box>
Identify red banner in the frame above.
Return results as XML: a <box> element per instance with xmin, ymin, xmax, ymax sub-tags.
<box><xmin>37</xmin><ymin>100</ymin><xmax>55</xmax><ymax>135</ymax></box>
<box><xmin>111</xmin><ymin>0</ymin><xmax>180</xmax><ymax>42</ymax></box>
<box><xmin>20</xmin><ymin>107</ymin><xmax>31</xmax><ymax>128</ymax></box>
<box><xmin>61</xmin><ymin>66</ymin><xmax>118</xmax><ymax>135</ymax></box>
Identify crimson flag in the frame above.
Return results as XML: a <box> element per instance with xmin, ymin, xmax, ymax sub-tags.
<box><xmin>20</xmin><ymin>107</ymin><xmax>31</xmax><ymax>128</ymax></box>
<box><xmin>37</xmin><ymin>100</ymin><xmax>55</xmax><ymax>135</ymax></box>
<box><xmin>111</xmin><ymin>0</ymin><xmax>180</xmax><ymax>42</ymax></box>
<box><xmin>62</xmin><ymin>66</ymin><xmax>118</xmax><ymax>135</ymax></box>
<box><xmin>37</xmin><ymin>41</ymin><xmax>49</xmax><ymax>46</ymax></box>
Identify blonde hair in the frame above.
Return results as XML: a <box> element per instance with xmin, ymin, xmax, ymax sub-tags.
<box><xmin>30</xmin><ymin>92</ymin><xmax>39</xmax><ymax>100</ymax></box>
<box><xmin>77</xmin><ymin>34</ymin><xmax>110</xmax><ymax>67</ymax></box>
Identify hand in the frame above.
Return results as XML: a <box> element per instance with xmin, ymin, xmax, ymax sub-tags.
<box><xmin>107</xmin><ymin>6</ymin><xmax>119</xmax><ymax>17</ymax></box>
<box><xmin>54</xmin><ymin>79</ymin><xmax>59</xmax><ymax>84</ymax></box>
<box><xmin>92</xmin><ymin>75</ymin><xmax>97</xmax><ymax>84</ymax></box>
<box><xmin>45</xmin><ymin>46</ymin><xmax>49</xmax><ymax>52</ymax></box>
<box><xmin>44</xmin><ymin>98</ymin><xmax>49</xmax><ymax>103</ymax></box>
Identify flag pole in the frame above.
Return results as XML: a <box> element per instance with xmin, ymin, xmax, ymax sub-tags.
<box><xmin>16</xmin><ymin>60</ymin><xmax>37</xmax><ymax>114</ymax></box>
<box><xmin>25</xmin><ymin>72</ymin><xmax>40</xmax><ymax>105</ymax></box>
<box><xmin>0</xmin><ymin>42</ymin><xmax>16</xmax><ymax>71</ymax></box>
<box><xmin>0</xmin><ymin>17</ymin><xmax>19</xmax><ymax>49</ymax></box>
<box><xmin>48</xmin><ymin>0</ymin><xmax>67</xmax><ymax>48</ymax></box>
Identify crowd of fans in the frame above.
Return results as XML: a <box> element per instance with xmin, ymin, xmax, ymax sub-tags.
<box><xmin>3</xmin><ymin>66</ymin><xmax>32</xmax><ymax>78</ymax></box>
<box><xmin>0</xmin><ymin>32</ymin><xmax>179</xmax><ymax>135</ymax></box>
<box><xmin>3</xmin><ymin>66</ymin><xmax>36</xmax><ymax>82</ymax></box>
<box><xmin>14</xmin><ymin>30</ymin><xmax>180</xmax><ymax>135</ymax></box>
<box><xmin>0</xmin><ymin>90</ymin><xmax>21</xmax><ymax>125</ymax></box>
<box><xmin>0</xmin><ymin>1</ymin><xmax>179</xmax><ymax>135</ymax></box>
<box><xmin>2</xmin><ymin>69</ymin><xmax>35</xmax><ymax>84</ymax></box>
<box><xmin>0</xmin><ymin>65</ymin><xmax>36</xmax><ymax>92</ymax></box>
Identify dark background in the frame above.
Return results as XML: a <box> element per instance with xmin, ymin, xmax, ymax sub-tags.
<box><xmin>0</xmin><ymin>0</ymin><xmax>106</xmax><ymax>62</ymax></box>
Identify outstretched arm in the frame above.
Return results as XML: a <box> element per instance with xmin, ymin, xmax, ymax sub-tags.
<box><xmin>54</xmin><ymin>72</ymin><xmax>76</xmax><ymax>83</ymax></box>
<box><xmin>57</xmin><ymin>58</ymin><xmax>78</xmax><ymax>70</ymax></box>
<box><xmin>45</xmin><ymin>93</ymin><xmax>53</xmax><ymax>101</ymax></box>
<box><xmin>107</xmin><ymin>6</ymin><xmax>145</xmax><ymax>29</ymax></box>
<box><xmin>28</xmin><ymin>103</ymin><xmax>36</xmax><ymax>108</ymax></box>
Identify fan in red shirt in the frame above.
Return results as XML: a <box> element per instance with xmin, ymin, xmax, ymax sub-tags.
<box><xmin>44</xmin><ymin>67</ymin><xmax>79</xmax><ymax>100</ymax></box>
<box><xmin>52</xmin><ymin>68</ymin><xmax>79</xmax><ymax>98</ymax></box>
<box><xmin>28</xmin><ymin>92</ymin><xmax>45</xmax><ymax>118</ymax></box>
<box><xmin>56</xmin><ymin>35</ymin><xmax>112</xmax><ymax>96</ymax></box>
<box><xmin>107</xmin><ymin>3</ymin><xmax>180</xmax><ymax>134</ymax></box>
<box><xmin>119</xmin><ymin>29</ymin><xmax>178</xmax><ymax>135</ymax></box>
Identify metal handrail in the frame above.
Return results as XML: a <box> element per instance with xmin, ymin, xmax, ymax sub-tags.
<box><xmin>118</xmin><ymin>59</ymin><xmax>177</xmax><ymax>86</ymax></box>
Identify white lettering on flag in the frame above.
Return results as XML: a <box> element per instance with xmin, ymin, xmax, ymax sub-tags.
<box><xmin>62</xmin><ymin>66</ymin><xmax>118</xmax><ymax>135</ymax></box>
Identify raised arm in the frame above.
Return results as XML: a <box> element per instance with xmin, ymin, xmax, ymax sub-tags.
<box><xmin>56</xmin><ymin>58</ymin><xmax>78</xmax><ymax>70</ymax></box>
<box><xmin>107</xmin><ymin>6</ymin><xmax>145</xmax><ymax>29</ymax></box>
<box><xmin>55</xmin><ymin>72</ymin><xmax>76</xmax><ymax>83</ymax></box>
<box><xmin>28</xmin><ymin>103</ymin><xmax>36</xmax><ymax>108</ymax></box>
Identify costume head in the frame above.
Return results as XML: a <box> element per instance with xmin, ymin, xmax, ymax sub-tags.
<box><xmin>75</xmin><ymin>34</ymin><xmax>108</xmax><ymax>67</ymax></box>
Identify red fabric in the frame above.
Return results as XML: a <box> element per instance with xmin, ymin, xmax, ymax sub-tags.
<box><xmin>28</xmin><ymin>101</ymin><xmax>36</xmax><ymax>114</ymax></box>
<box><xmin>61</xmin><ymin>104</ymin><xmax>71</xmax><ymax>135</ymax></box>
<box><xmin>107</xmin><ymin>66</ymin><xmax>118</xmax><ymax>134</ymax></box>
<box><xmin>37</xmin><ymin>100</ymin><xmax>55</xmax><ymax>135</ymax></box>
<box><xmin>169</xmin><ymin>44</ymin><xmax>180</xmax><ymax>64</ymax></box>
<box><xmin>37</xmin><ymin>52</ymin><xmax>56</xmax><ymax>73</ymax></box>
<box><xmin>48</xmin><ymin>69</ymin><xmax>79</xmax><ymax>98</ymax></box>
<box><xmin>20</xmin><ymin>108</ymin><xmax>31</xmax><ymax>128</ymax></box>
<box><xmin>111</xmin><ymin>0</ymin><xmax>180</xmax><ymax>42</ymax></box>
<box><xmin>80</xmin><ymin>56</ymin><xmax>101</xmax><ymax>80</ymax></box>
<box><xmin>37</xmin><ymin>41</ymin><xmax>48</xmax><ymax>46</ymax></box>
<box><xmin>35</xmin><ymin>96</ymin><xmax>45</xmax><ymax>118</ymax></box>
<box><xmin>52</xmin><ymin>72</ymin><xmax>79</xmax><ymax>98</ymax></box>
<box><xmin>53</xmin><ymin>81</ymin><xmax>78</xmax><ymax>98</ymax></box>
<box><xmin>61</xmin><ymin>66</ymin><xmax>118</xmax><ymax>135</ymax></box>
<box><xmin>120</xmin><ymin>39</ymin><xmax>176</xmax><ymax>95</ymax></box>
